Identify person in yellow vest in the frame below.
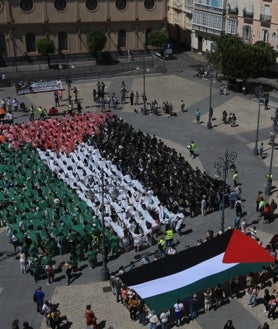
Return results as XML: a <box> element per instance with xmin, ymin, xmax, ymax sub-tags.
<box><xmin>67</xmin><ymin>102</ymin><xmax>73</xmax><ymax>115</ymax></box>
<box><xmin>232</xmin><ymin>171</ymin><xmax>239</xmax><ymax>187</ymax></box>
<box><xmin>37</xmin><ymin>106</ymin><xmax>45</xmax><ymax>119</ymax></box>
<box><xmin>189</xmin><ymin>141</ymin><xmax>196</xmax><ymax>159</ymax></box>
<box><xmin>165</xmin><ymin>226</ymin><xmax>174</xmax><ymax>247</ymax></box>
<box><xmin>29</xmin><ymin>105</ymin><xmax>35</xmax><ymax>121</ymax></box>
<box><xmin>158</xmin><ymin>238</ymin><xmax>166</xmax><ymax>258</ymax></box>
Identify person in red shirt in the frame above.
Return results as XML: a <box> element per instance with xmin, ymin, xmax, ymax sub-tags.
<box><xmin>85</xmin><ymin>305</ymin><xmax>98</xmax><ymax>329</ymax></box>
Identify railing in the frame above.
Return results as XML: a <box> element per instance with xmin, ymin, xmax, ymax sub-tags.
<box><xmin>243</xmin><ymin>8</ymin><xmax>254</xmax><ymax>19</ymax></box>
<box><xmin>228</xmin><ymin>7</ymin><xmax>238</xmax><ymax>15</ymax></box>
<box><xmin>4</xmin><ymin>58</ymin><xmax>160</xmax><ymax>84</ymax></box>
<box><xmin>260</xmin><ymin>14</ymin><xmax>271</xmax><ymax>23</ymax></box>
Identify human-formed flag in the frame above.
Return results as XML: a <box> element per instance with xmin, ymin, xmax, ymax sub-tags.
<box><xmin>120</xmin><ymin>229</ymin><xmax>275</xmax><ymax>311</ymax></box>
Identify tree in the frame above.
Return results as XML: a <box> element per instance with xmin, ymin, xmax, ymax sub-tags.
<box><xmin>35</xmin><ymin>38</ymin><xmax>55</xmax><ymax>68</ymax></box>
<box><xmin>209</xmin><ymin>34</ymin><xmax>277</xmax><ymax>81</ymax></box>
<box><xmin>86</xmin><ymin>30</ymin><xmax>107</xmax><ymax>59</ymax></box>
<box><xmin>249</xmin><ymin>41</ymin><xmax>277</xmax><ymax>78</ymax></box>
<box><xmin>146</xmin><ymin>29</ymin><xmax>168</xmax><ymax>51</ymax></box>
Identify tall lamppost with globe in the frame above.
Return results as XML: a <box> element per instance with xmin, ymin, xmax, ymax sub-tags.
<box><xmin>85</xmin><ymin>170</ymin><xmax>119</xmax><ymax>281</ymax></box>
<box><xmin>214</xmin><ymin>150</ymin><xmax>237</xmax><ymax>232</ymax></box>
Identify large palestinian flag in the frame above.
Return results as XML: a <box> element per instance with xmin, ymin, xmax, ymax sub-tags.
<box><xmin>120</xmin><ymin>229</ymin><xmax>275</xmax><ymax>311</ymax></box>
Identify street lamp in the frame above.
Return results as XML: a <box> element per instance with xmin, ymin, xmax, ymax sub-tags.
<box><xmin>85</xmin><ymin>170</ymin><xmax>119</xmax><ymax>281</ymax></box>
<box><xmin>214</xmin><ymin>150</ymin><xmax>237</xmax><ymax>232</ymax></box>
<box><xmin>8</xmin><ymin>30</ymin><xmax>18</xmax><ymax>72</ymax></box>
<box><xmin>65</xmin><ymin>74</ymin><xmax>72</xmax><ymax>101</ymax></box>
<box><xmin>253</xmin><ymin>85</ymin><xmax>263</xmax><ymax>155</ymax></box>
<box><xmin>265</xmin><ymin>131</ymin><xmax>276</xmax><ymax>196</ymax></box>
<box><xmin>206</xmin><ymin>66</ymin><xmax>216</xmax><ymax>129</ymax></box>
<box><xmin>136</xmin><ymin>56</ymin><xmax>150</xmax><ymax>113</ymax></box>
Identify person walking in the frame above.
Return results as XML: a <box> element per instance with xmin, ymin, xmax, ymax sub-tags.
<box><xmin>135</xmin><ymin>91</ymin><xmax>139</xmax><ymax>105</ymax></box>
<box><xmin>180</xmin><ymin>100</ymin><xmax>186</xmax><ymax>112</ymax></box>
<box><xmin>130</xmin><ymin>91</ymin><xmax>134</xmax><ymax>106</ymax></box>
<box><xmin>18</xmin><ymin>249</ymin><xmax>27</xmax><ymax>274</ymax></box>
<box><xmin>195</xmin><ymin>109</ymin><xmax>201</xmax><ymax>124</ymax></box>
<box><xmin>189</xmin><ymin>141</ymin><xmax>196</xmax><ymax>159</ymax></box>
<box><xmin>258</xmin><ymin>142</ymin><xmax>264</xmax><ymax>159</ymax></box>
<box><xmin>33</xmin><ymin>286</ymin><xmax>45</xmax><ymax>312</ymax></box>
<box><xmin>45</xmin><ymin>263</ymin><xmax>55</xmax><ymax>284</ymax></box>
<box><xmin>85</xmin><ymin>305</ymin><xmax>98</xmax><ymax>329</ymax></box>
<box><xmin>223</xmin><ymin>320</ymin><xmax>235</xmax><ymax>329</ymax></box>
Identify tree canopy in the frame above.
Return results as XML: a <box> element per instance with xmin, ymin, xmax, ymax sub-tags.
<box><xmin>35</xmin><ymin>38</ymin><xmax>55</xmax><ymax>67</ymax></box>
<box><xmin>86</xmin><ymin>30</ymin><xmax>107</xmax><ymax>59</ymax></box>
<box><xmin>208</xmin><ymin>34</ymin><xmax>277</xmax><ymax>81</ymax></box>
<box><xmin>146</xmin><ymin>29</ymin><xmax>168</xmax><ymax>51</ymax></box>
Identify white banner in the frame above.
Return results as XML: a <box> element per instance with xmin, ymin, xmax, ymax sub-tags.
<box><xmin>17</xmin><ymin>80</ymin><xmax>63</xmax><ymax>95</ymax></box>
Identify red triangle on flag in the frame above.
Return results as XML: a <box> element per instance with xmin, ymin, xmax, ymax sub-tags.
<box><xmin>223</xmin><ymin>229</ymin><xmax>275</xmax><ymax>264</ymax></box>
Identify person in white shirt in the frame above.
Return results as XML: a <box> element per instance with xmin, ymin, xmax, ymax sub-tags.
<box><xmin>160</xmin><ymin>309</ymin><xmax>170</xmax><ymax>329</ymax></box>
<box><xmin>173</xmin><ymin>299</ymin><xmax>184</xmax><ymax>326</ymax></box>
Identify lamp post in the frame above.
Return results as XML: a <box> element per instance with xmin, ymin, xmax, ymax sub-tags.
<box><xmin>9</xmin><ymin>30</ymin><xmax>18</xmax><ymax>72</ymax></box>
<box><xmin>85</xmin><ymin>170</ymin><xmax>119</xmax><ymax>281</ymax></box>
<box><xmin>136</xmin><ymin>57</ymin><xmax>149</xmax><ymax>113</ymax></box>
<box><xmin>214</xmin><ymin>150</ymin><xmax>237</xmax><ymax>232</ymax></box>
<box><xmin>66</xmin><ymin>74</ymin><xmax>71</xmax><ymax>101</ymax></box>
<box><xmin>265</xmin><ymin>131</ymin><xmax>276</xmax><ymax>196</ymax></box>
<box><xmin>253</xmin><ymin>85</ymin><xmax>263</xmax><ymax>155</ymax></box>
<box><xmin>207</xmin><ymin>66</ymin><xmax>215</xmax><ymax>129</ymax></box>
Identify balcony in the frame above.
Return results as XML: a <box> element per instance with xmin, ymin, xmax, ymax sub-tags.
<box><xmin>260</xmin><ymin>14</ymin><xmax>271</xmax><ymax>23</ymax></box>
<box><xmin>243</xmin><ymin>8</ymin><xmax>254</xmax><ymax>19</ymax></box>
<box><xmin>228</xmin><ymin>7</ymin><xmax>238</xmax><ymax>16</ymax></box>
<box><xmin>195</xmin><ymin>3</ymin><xmax>226</xmax><ymax>15</ymax></box>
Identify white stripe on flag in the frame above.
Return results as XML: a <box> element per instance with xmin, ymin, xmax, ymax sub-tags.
<box><xmin>130</xmin><ymin>253</ymin><xmax>238</xmax><ymax>299</ymax></box>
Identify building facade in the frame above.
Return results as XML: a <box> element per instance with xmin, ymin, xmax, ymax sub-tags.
<box><xmin>226</xmin><ymin>0</ymin><xmax>278</xmax><ymax>52</ymax></box>
<box><xmin>0</xmin><ymin>0</ymin><xmax>167</xmax><ymax>63</ymax></box>
<box><xmin>167</xmin><ymin>0</ymin><xmax>278</xmax><ymax>53</ymax></box>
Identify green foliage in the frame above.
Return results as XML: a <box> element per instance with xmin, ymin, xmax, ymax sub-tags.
<box><xmin>146</xmin><ymin>29</ymin><xmax>168</xmax><ymax>51</ymax></box>
<box><xmin>35</xmin><ymin>38</ymin><xmax>55</xmax><ymax>57</ymax></box>
<box><xmin>86</xmin><ymin>30</ymin><xmax>107</xmax><ymax>59</ymax></box>
<box><xmin>209</xmin><ymin>34</ymin><xmax>277</xmax><ymax>80</ymax></box>
<box><xmin>35</xmin><ymin>38</ymin><xmax>55</xmax><ymax>68</ymax></box>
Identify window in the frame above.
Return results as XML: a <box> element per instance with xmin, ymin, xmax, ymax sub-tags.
<box><xmin>229</xmin><ymin>0</ymin><xmax>237</xmax><ymax>9</ymax></box>
<box><xmin>20</xmin><ymin>0</ymin><xmax>33</xmax><ymax>12</ymax></box>
<box><xmin>263</xmin><ymin>4</ymin><xmax>270</xmax><ymax>16</ymax></box>
<box><xmin>26</xmin><ymin>33</ymin><xmax>35</xmax><ymax>52</ymax></box>
<box><xmin>58</xmin><ymin>32</ymin><xmax>68</xmax><ymax>51</ymax></box>
<box><xmin>193</xmin><ymin>11</ymin><xmax>224</xmax><ymax>31</ymax></box>
<box><xmin>118</xmin><ymin>30</ymin><xmax>126</xmax><ymax>48</ymax></box>
<box><xmin>261</xmin><ymin>29</ymin><xmax>269</xmax><ymax>43</ymax></box>
<box><xmin>86</xmin><ymin>0</ymin><xmax>98</xmax><ymax>11</ymax></box>
<box><xmin>245</xmin><ymin>1</ymin><xmax>253</xmax><ymax>14</ymax></box>
<box><xmin>116</xmin><ymin>0</ymin><xmax>127</xmax><ymax>10</ymax></box>
<box><xmin>242</xmin><ymin>25</ymin><xmax>252</xmax><ymax>42</ymax></box>
<box><xmin>54</xmin><ymin>0</ymin><xmax>66</xmax><ymax>11</ymax></box>
<box><xmin>226</xmin><ymin>19</ymin><xmax>237</xmax><ymax>35</ymax></box>
<box><xmin>272</xmin><ymin>31</ymin><xmax>278</xmax><ymax>50</ymax></box>
<box><xmin>144</xmin><ymin>0</ymin><xmax>154</xmax><ymax>10</ymax></box>
<box><xmin>0</xmin><ymin>33</ymin><xmax>6</xmax><ymax>56</ymax></box>
<box><xmin>175</xmin><ymin>12</ymin><xmax>180</xmax><ymax>24</ymax></box>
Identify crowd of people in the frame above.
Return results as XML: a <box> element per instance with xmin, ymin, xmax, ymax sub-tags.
<box><xmin>108</xmin><ymin>228</ymin><xmax>278</xmax><ymax>329</ymax></box>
